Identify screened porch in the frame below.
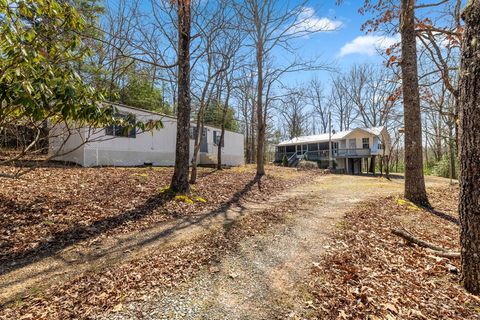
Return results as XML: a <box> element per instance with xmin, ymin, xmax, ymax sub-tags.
<box><xmin>274</xmin><ymin>142</ymin><xmax>338</xmax><ymax>162</ymax></box>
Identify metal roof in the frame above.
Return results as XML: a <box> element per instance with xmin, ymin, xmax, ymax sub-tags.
<box><xmin>277</xmin><ymin>126</ymin><xmax>386</xmax><ymax>146</ymax></box>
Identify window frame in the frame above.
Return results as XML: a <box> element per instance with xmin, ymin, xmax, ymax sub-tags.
<box><xmin>213</xmin><ymin>130</ymin><xmax>224</xmax><ymax>147</ymax></box>
<box><xmin>362</xmin><ymin>137</ymin><xmax>369</xmax><ymax>149</ymax></box>
<box><xmin>105</xmin><ymin>112</ymin><xmax>136</xmax><ymax>138</ymax></box>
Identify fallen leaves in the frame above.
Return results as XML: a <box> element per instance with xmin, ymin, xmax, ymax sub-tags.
<box><xmin>0</xmin><ymin>165</ymin><xmax>315</xmax><ymax>267</ymax></box>
<box><xmin>302</xmin><ymin>185</ymin><xmax>479</xmax><ymax>319</ymax></box>
<box><xmin>0</xmin><ymin>165</ymin><xmax>313</xmax><ymax>319</ymax></box>
<box><xmin>2</xmin><ymin>196</ymin><xmax>304</xmax><ymax>319</ymax></box>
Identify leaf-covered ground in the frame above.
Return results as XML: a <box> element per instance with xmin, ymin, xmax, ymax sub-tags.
<box><xmin>0</xmin><ymin>166</ymin><xmax>313</xmax><ymax>319</ymax></box>
<box><xmin>0</xmin><ymin>165</ymin><xmax>311</xmax><ymax>267</ymax></box>
<box><xmin>303</xmin><ymin>185</ymin><xmax>480</xmax><ymax>319</ymax></box>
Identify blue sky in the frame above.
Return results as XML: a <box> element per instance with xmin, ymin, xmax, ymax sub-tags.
<box><xmin>279</xmin><ymin>0</ymin><xmax>395</xmax><ymax>88</ymax></box>
<box><xmin>103</xmin><ymin>0</ymin><xmax>396</xmax><ymax>93</ymax></box>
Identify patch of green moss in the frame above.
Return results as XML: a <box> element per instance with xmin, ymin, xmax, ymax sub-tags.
<box><xmin>158</xmin><ymin>185</ymin><xmax>174</xmax><ymax>195</ymax></box>
<box><xmin>395</xmin><ymin>197</ymin><xmax>420</xmax><ymax>210</ymax></box>
<box><xmin>175</xmin><ymin>195</ymin><xmax>195</xmax><ymax>204</ymax></box>
<box><xmin>194</xmin><ymin>196</ymin><xmax>207</xmax><ymax>203</ymax></box>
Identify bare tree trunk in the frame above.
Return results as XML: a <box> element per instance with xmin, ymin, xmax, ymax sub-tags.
<box><xmin>449</xmin><ymin>135</ymin><xmax>456</xmax><ymax>181</ymax></box>
<box><xmin>400</xmin><ymin>0</ymin><xmax>429</xmax><ymax>206</ymax></box>
<box><xmin>424</xmin><ymin>117</ymin><xmax>429</xmax><ymax>166</ymax></box>
<box><xmin>171</xmin><ymin>0</ymin><xmax>191</xmax><ymax>193</ymax></box>
<box><xmin>190</xmin><ymin>87</ymin><xmax>216</xmax><ymax>184</ymax></box>
<box><xmin>189</xmin><ymin>117</ymin><xmax>203</xmax><ymax>184</ymax></box>
<box><xmin>249</xmin><ymin>96</ymin><xmax>256</xmax><ymax>164</ymax></box>
<box><xmin>255</xmin><ymin>39</ymin><xmax>265</xmax><ymax>176</ymax></box>
<box><xmin>458</xmin><ymin>0</ymin><xmax>480</xmax><ymax>295</ymax></box>
<box><xmin>385</xmin><ymin>155</ymin><xmax>390</xmax><ymax>179</ymax></box>
<box><xmin>217</xmin><ymin>79</ymin><xmax>232</xmax><ymax>169</ymax></box>
<box><xmin>435</xmin><ymin>116</ymin><xmax>442</xmax><ymax>161</ymax></box>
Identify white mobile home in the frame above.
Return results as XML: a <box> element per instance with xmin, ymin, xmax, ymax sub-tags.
<box><xmin>49</xmin><ymin>104</ymin><xmax>244</xmax><ymax>167</ymax></box>
<box><xmin>275</xmin><ymin>126</ymin><xmax>390</xmax><ymax>174</ymax></box>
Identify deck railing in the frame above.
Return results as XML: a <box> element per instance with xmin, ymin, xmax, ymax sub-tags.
<box><xmin>304</xmin><ymin>150</ymin><xmax>329</xmax><ymax>160</ymax></box>
<box><xmin>275</xmin><ymin>150</ymin><xmax>331</xmax><ymax>162</ymax></box>
<box><xmin>275</xmin><ymin>148</ymin><xmax>372</xmax><ymax>162</ymax></box>
<box><xmin>275</xmin><ymin>152</ymin><xmax>296</xmax><ymax>162</ymax></box>
<box><xmin>336</xmin><ymin>148</ymin><xmax>371</xmax><ymax>156</ymax></box>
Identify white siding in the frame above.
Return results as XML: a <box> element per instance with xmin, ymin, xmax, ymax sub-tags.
<box><xmin>50</xmin><ymin>104</ymin><xmax>245</xmax><ymax>167</ymax></box>
<box><xmin>49</xmin><ymin>124</ymin><xmax>85</xmax><ymax>166</ymax></box>
<box><xmin>206</xmin><ymin>128</ymin><xmax>245</xmax><ymax>166</ymax></box>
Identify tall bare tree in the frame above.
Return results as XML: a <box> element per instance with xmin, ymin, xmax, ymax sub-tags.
<box><xmin>330</xmin><ymin>74</ymin><xmax>358</xmax><ymax>131</ymax></box>
<box><xmin>236</xmin><ymin>67</ymin><xmax>257</xmax><ymax>164</ymax></box>
<box><xmin>189</xmin><ymin>8</ymin><xmax>228</xmax><ymax>184</ymax></box>
<box><xmin>170</xmin><ymin>0</ymin><xmax>192</xmax><ymax>193</ymax></box>
<box><xmin>308</xmin><ymin>78</ymin><xmax>329</xmax><ymax>134</ymax></box>
<box><xmin>278</xmin><ymin>87</ymin><xmax>310</xmax><ymax>139</ymax></box>
<box><xmin>400</xmin><ymin>0</ymin><xmax>429</xmax><ymax>206</ymax></box>
<box><xmin>236</xmin><ymin>0</ymin><xmax>331</xmax><ymax>176</ymax></box>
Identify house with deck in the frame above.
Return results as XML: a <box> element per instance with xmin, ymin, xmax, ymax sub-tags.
<box><xmin>49</xmin><ymin>103</ymin><xmax>244</xmax><ymax>167</ymax></box>
<box><xmin>275</xmin><ymin>126</ymin><xmax>390</xmax><ymax>174</ymax></box>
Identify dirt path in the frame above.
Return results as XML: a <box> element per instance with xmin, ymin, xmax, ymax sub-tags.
<box><xmin>96</xmin><ymin>174</ymin><xmax>452</xmax><ymax>320</ymax></box>
<box><xmin>0</xmin><ymin>172</ymin><xmax>313</xmax><ymax>304</ymax></box>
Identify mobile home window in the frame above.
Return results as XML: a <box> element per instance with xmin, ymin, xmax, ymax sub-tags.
<box><xmin>213</xmin><ymin>131</ymin><xmax>224</xmax><ymax>147</ymax></box>
<box><xmin>362</xmin><ymin>138</ymin><xmax>369</xmax><ymax>149</ymax></box>
<box><xmin>190</xmin><ymin>127</ymin><xmax>206</xmax><ymax>140</ymax></box>
<box><xmin>105</xmin><ymin>112</ymin><xmax>136</xmax><ymax>138</ymax></box>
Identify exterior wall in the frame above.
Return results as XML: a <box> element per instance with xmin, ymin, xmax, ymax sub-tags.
<box><xmin>379</xmin><ymin>130</ymin><xmax>391</xmax><ymax>156</ymax></box>
<box><xmin>206</xmin><ymin>128</ymin><xmax>245</xmax><ymax>166</ymax></box>
<box><xmin>372</xmin><ymin>136</ymin><xmax>379</xmax><ymax>153</ymax></box>
<box><xmin>336</xmin><ymin>158</ymin><xmax>346</xmax><ymax>170</ymax></box>
<box><xmin>342</xmin><ymin>130</ymin><xmax>373</xmax><ymax>150</ymax></box>
<box><xmin>51</xmin><ymin>105</ymin><xmax>244</xmax><ymax>167</ymax></box>
<box><xmin>340</xmin><ymin>129</ymin><xmax>390</xmax><ymax>156</ymax></box>
<box><xmin>82</xmin><ymin>106</ymin><xmax>177</xmax><ymax>166</ymax></box>
<box><xmin>48</xmin><ymin>124</ymin><xmax>85</xmax><ymax>166</ymax></box>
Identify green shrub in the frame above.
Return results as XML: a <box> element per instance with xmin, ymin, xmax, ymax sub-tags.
<box><xmin>297</xmin><ymin>160</ymin><xmax>318</xmax><ymax>171</ymax></box>
<box><xmin>432</xmin><ymin>154</ymin><xmax>458</xmax><ymax>178</ymax></box>
<box><xmin>282</xmin><ymin>154</ymin><xmax>288</xmax><ymax>167</ymax></box>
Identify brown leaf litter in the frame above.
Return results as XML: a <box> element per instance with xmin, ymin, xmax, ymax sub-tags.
<box><xmin>303</xmin><ymin>185</ymin><xmax>480</xmax><ymax>319</ymax></box>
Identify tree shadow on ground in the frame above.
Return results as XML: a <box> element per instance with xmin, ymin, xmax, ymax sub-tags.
<box><xmin>0</xmin><ymin>175</ymin><xmax>263</xmax><ymax>277</ymax></box>
<box><xmin>426</xmin><ymin>208</ymin><xmax>459</xmax><ymax>225</ymax></box>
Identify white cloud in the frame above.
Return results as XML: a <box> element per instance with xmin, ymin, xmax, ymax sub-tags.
<box><xmin>338</xmin><ymin>35</ymin><xmax>398</xmax><ymax>57</ymax></box>
<box><xmin>288</xmin><ymin>7</ymin><xmax>343</xmax><ymax>35</ymax></box>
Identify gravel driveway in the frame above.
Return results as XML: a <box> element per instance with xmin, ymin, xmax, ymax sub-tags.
<box><xmin>98</xmin><ymin>174</ymin><xmax>423</xmax><ymax>319</ymax></box>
